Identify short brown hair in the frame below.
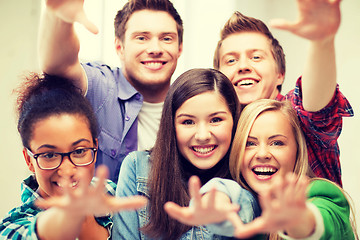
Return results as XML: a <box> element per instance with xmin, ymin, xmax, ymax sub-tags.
<box><xmin>114</xmin><ymin>0</ymin><xmax>183</xmax><ymax>45</ymax></box>
<box><xmin>214</xmin><ymin>12</ymin><xmax>285</xmax><ymax>92</ymax></box>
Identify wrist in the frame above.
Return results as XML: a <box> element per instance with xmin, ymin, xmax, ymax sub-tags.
<box><xmin>278</xmin><ymin>202</ymin><xmax>324</xmax><ymax>240</ymax></box>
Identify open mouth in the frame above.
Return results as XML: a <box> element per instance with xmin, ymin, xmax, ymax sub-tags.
<box><xmin>141</xmin><ymin>61</ymin><xmax>166</xmax><ymax>68</ymax></box>
<box><xmin>56</xmin><ymin>180</ymin><xmax>79</xmax><ymax>188</ymax></box>
<box><xmin>192</xmin><ymin>145</ymin><xmax>217</xmax><ymax>154</ymax></box>
<box><xmin>235</xmin><ymin>79</ymin><xmax>258</xmax><ymax>87</ymax></box>
<box><xmin>252</xmin><ymin>166</ymin><xmax>278</xmax><ymax>177</ymax></box>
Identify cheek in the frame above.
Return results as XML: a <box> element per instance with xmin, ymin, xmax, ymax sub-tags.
<box><xmin>219</xmin><ymin>67</ymin><xmax>234</xmax><ymax>80</ymax></box>
<box><xmin>175</xmin><ymin>127</ymin><xmax>189</xmax><ymax>151</ymax></box>
<box><xmin>281</xmin><ymin>150</ymin><xmax>297</xmax><ymax>173</ymax></box>
<box><xmin>215</xmin><ymin>122</ymin><xmax>233</xmax><ymax>145</ymax></box>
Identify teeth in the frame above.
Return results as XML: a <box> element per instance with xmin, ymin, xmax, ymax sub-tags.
<box><xmin>58</xmin><ymin>181</ymin><xmax>78</xmax><ymax>188</ymax></box>
<box><xmin>144</xmin><ymin>62</ymin><xmax>163</xmax><ymax>67</ymax></box>
<box><xmin>238</xmin><ymin>79</ymin><xmax>256</xmax><ymax>86</ymax></box>
<box><xmin>192</xmin><ymin>146</ymin><xmax>215</xmax><ymax>154</ymax></box>
<box><xmin>253</xmin><ymin>167</ymin><xmax>277</xmax><ymax>175</ymax></box>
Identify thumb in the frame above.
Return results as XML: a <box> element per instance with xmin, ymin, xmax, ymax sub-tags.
<box><xmin>269</xmin><ymin>18</ymin><xmax>297</xmax><ymax>32</ymax></box>
<box><xmin>76</xmin><ymin>11</ymin><xmax>99</xmax><ymax>34</ymax></box>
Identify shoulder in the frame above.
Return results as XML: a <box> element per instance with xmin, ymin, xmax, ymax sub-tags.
<box><xmin>307</xmin><ymin>179</ymin><xmax>350</xmax><ymax>220</ymax></box>
<box><xmin>122</xmin><ymin>151</ymin><xmax>150</xmax><ymax>167</ymax></box>
<box><xmin>308</xmin><ymin>179</ymin><xmax>344</xmax><ymax>200</ymax></box>
<box><xmin>120</xmin><ymin>151</ymin><xmax>151</xmax><ymax>180</ymax></box>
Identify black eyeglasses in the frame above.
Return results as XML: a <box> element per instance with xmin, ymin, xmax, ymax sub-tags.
<box><xmin>26</xmin><ymin>148</ymin><xmax>97</xmax><ymax>170</ymax></box>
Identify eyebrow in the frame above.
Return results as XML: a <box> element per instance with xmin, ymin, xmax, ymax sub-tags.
<box><xmin>247</xmin><ymin>134</ymin><xmax>287</xmax><ymax>140</ymax></box>
<box><xmin>36</xmin><ymin>139</ymin><xmax>91</xmax><ymax>151</ymax></box>
<box><xmin>176</xmin><ymin>111</ymin><xmax>229</xmax><ymax>118</ymax></box>
<box><xmin>131</xmin><ymin>31</ymin><xmax>177</xmax><ymax>37</ymax></box>
<box><xmin>222</xmin><ymin>49</ymin><xmax>268</xmax><ymax>57</ymax></box>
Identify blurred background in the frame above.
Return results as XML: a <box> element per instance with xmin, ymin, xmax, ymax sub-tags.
<box><xmin>1</xmin><ymin>0</ymin><xmax>359</xmax><ymax>233</ymax></box>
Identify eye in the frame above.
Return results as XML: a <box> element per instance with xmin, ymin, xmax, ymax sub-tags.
<box><xmin>135</xmin><ymin>36</ymin><xmax>146</xmax><ymax>41</ymax></box>
<box><xmin>271</xmin><ymin>140</ymin><xmax>285</xmax><ymax>146</ymax></box>
<box><xmin>182</xmin><ymin>119</ymin><xmax>194</xmax><ymax>125</ymax></box>
<box><xmin>226</xmin><ymin>58</ymin><xmax>237</xmax><ymax>65</ymax></box>
<box><xmin>252</xmin><ymin>55</ymin><xmax>261</xmax><ymax>60</ymax></box>
<box><xmin>210</xmin><ymin>117</ymin><xmax>223</xmax><ymax>123</ymax></box>
<box><xmin>246</xmin><ymin>141</ymin><xmax>256</xmax><ymax>147</ymax></box>
<box><xmin>40</xmin><ymin>152</ymin><xmax>58</xmax><ymax>159</ymax></box>
<box><xmin>72</xmin><ymin>148</ymin><xmax>88</xmax><ymax>157</ymax></box>
<box><xmin>162</xmin><ymin>36</ymin><xmax>173</xmax><ymax>42</ymax></box>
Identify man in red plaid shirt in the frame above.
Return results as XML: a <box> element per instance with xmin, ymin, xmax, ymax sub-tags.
<box><xmin>213</xmin><ymin>0</ymin><xmax>353</xmax><ymax>186</ymax></box>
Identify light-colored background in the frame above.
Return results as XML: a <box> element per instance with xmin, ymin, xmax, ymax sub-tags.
<box><xmin>1</xmin><ymin>0</ymin><xmax>359</xmax><ymax>233</ymax></box>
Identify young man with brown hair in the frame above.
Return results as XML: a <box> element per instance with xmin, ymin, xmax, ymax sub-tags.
<box><xmin>213</xmin><ymin>0</ymin><xmax>353</xmax><ymax>186</ymax></box>
<box><xmin>38</xmin><ymin>0</ymin><xmax>183</xmax><ymax>182</ymax></box>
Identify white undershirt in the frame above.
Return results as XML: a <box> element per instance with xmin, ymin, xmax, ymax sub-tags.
<box><xmin>137</xmin><ymin>101</ymin><xmax>163</xmax><ymax>151</ymax></box>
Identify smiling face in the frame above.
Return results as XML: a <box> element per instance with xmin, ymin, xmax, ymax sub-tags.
<box><xmin>175</xmin><ymin>91</ymin><xmax>234</xmax><ymax>170</ymax></box>
<box><xmin>116</xmin><ymin>10</ymin><xmax>183</xmax><ymax>103</ymax></box>
<box><xmin>241</xmin><ymin>110</ymin><xmax>297</xmax><ymax>194</ymax></box>
<box><xmin>218</xmin><ymin>32</ymin><xmax>284</xmax><ymax>105</ymax></box>
<box><xmin>23</xmin><ymin>114</ymin><xmax>96</xmax><ymax>199</ymax></box>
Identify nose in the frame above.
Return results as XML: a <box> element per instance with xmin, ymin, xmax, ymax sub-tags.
<box><xmin>57</xmin><ymin>156</ymin><xmax>76</xmax><ymax>177</ymax></box>
<box><xmin>255</xmin><ymin>144</ymin><xmax>271</xmax><ymax>161</ymax></box>
<box><xmin>146</xmin><ymin>38</ymin><xmax>163</xmax><ymax>56</ymax></box>
<box><xmin>237</xmin><ymin>58</ymin><xmax>252</xmax><ymax>74</ymax></box>
<box><xmin>194</xmin><ymin>123</ymin><xmax>211</xmax><ymax>142</ymax></box>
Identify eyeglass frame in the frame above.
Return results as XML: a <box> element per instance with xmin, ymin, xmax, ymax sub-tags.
<box><xmin>26</xmin><ymin>147</ymin><xmax>97</xmax><ymax>170</ymax></box>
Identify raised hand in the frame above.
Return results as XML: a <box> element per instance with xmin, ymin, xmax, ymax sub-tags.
<box><xmin>45</xmin><ymin>0</ymin><xmax>98</xmax><ymax>34</ymax></box>
<box><xmin>36</xmin><ymin>165</ymin><xmax>147</xmax><ymax>217</ymax></box>
<box><xmin>233</xmin><ymin>173</ymin><xmax>312</xmax><ymax>239</ymax></box>
<box><xmin>269</xmin><ymin>0</ymin><xmax>341</xmax><ymax>41</ymax></box>
<box><xmin>164</xmin><ymin>176</ymin><xmax>242</xmax><ymax>227</ymax></box>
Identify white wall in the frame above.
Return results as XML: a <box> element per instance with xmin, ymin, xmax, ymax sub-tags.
<box><xmin>1</xmin><ymin>0</ymin><xmax>359</xmax><ymax>234</ymax></box>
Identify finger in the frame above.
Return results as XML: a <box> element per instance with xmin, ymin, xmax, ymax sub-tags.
<box><xmin>164</xmin><ymin>202</ymin><xmax>193</xmax><ymax>224</ymax></box>
<box><xmin>94</xmin><ymin>165</ymin><xmax>109</xmax><ymax>192</ymax></box>
<box><xmin>188</xmin><ymin>176</ymin><xmax>202</xmax><ymax>208</ymax></box>
<box><xmin>207</xmin><ymin>187</ymin><xmax>217</xmax><ymax>209</ymax></box>
<box><xmin>269</xmin><ymin>18</ymin><xmax>299</xmax><ymax>32</ymax></box>
<box><xmin>226</xmin><ymin>211</ymin><xmax>244</xmax><ymax>233</ymax></box>
<box><xmin>35</xmin><ymin>197</ymin><xmax>61</xmax><ymax>209</ymax></box>
<box><xmin>76</xmin><ymin>166</ymin><xmax>89</xmax><ymax>195</ymax></box>
<box><xmin>59</xmin><ymin>176</ymin><xmax>72</xmax><ymax>196</ymax></box>
<box><xmin>234</xmin><ymin>217</ymin><xmax>266</xmax><ymax>239</ymax></box>
<box><xmin>76</xmin><ymin>11</ymin><xmax>99</xmax><ymax>34</ymax></box>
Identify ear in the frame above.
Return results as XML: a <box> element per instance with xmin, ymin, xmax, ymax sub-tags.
<box><xmin>276</xmin><ymin>72</ymin><xmax>285</xmax><ymax>88</ymax></box>
<box><xmin>23</xmin><ymin>148</ymin><xmax>35</xmax><ymax>173</ymax></box>
<box><xmin>115</xmin><ymin>38</ymin><xmax>125</xmax><ymax>61</ymax></box>
<box><xmin>178</xmin><ymin>42</ymin><xmax>183</xmax><ymax>58</ymax></box>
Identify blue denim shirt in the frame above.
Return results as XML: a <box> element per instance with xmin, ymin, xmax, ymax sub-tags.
<box><xmin>82</xmin><ymin>62</ymin><xmax>143</xmax><ymax>183</ymax></box>
<box><xmin>112</xmin><ymin>151</ymin><xmax>260</xmax><ymax>240</ymax></box>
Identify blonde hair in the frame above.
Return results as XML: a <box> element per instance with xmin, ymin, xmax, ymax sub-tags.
<box><xmin>229</xmin><ymin>99</ymin><xmax>310</xmax><ymax>191</ymax></box>
<box><xmin>229</xmin><ymin>99</ymin><xmax>358</xmax><ymax>239</ymax></box>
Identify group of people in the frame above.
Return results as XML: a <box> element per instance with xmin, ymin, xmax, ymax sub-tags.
<box><xmin>0</xmin><ymin>0</ymin><xmax>357</xmax><ymax>239</ymax></box>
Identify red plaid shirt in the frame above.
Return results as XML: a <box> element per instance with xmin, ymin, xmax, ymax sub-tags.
<box><xmin>276</xmin><ymin>78</ymin><xmax>353</xmax><ymax>187</ymax></box>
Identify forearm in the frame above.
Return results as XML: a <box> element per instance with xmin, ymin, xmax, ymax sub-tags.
<box><xmin>302</xmin><ymin>37</ymin><xmax>337</xmax><ymax>112</ymax></box>
<box><xmin>284</xmin><ymin>205</ymin><xmax>316</xmax><ymax>238</ymax></box>
<box><xmin>38</xmin><ymin>9</ymin><xmax>82</xmax><ymax>81</ymax></box>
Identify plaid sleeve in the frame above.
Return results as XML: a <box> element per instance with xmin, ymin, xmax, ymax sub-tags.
<box><xmin>0</xmin><ymin>206</ymin><xmax>40</xmax><ymax>240</ymax></box>
<box><xmin>285</xmin><ymin>77</ymin><xmax>354</xmax><ymax>186</ymax></box>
